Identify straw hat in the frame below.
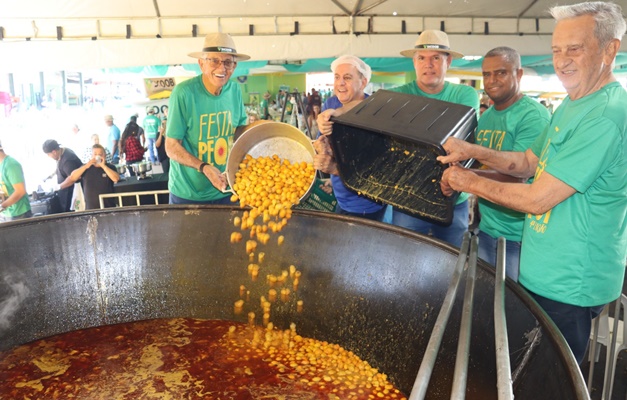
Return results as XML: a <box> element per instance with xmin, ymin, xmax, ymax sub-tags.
<box><xmin>400</xmin><ymin>30</ymin><xmax>464</xmax><ymax>59</ymax></box>
<box><xmin>263</xmin><ymin>91</ymin><xmax>271</xmax><ymax>99</ymax></box>
<box><xmin>188</xmin><ymin>33</ymin><xmax>251</xmax><ymax>61</ymax></box>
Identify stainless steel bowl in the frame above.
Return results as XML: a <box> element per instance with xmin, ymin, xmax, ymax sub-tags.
<box><xmin>116</xmin><ymin>164</ymin><xmax>127</xmax><ymax>175</ymax></box>
<box><xmin>131</xmin><ymin>161</ymin><xmax>152</xmax><ymax>174</ymax></box>
<box><xmin>225</xmin><ymin>121</ymin><xmax>316</xmax><ymax>200</ymax></box>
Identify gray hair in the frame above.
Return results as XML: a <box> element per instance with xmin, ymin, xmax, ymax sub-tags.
<box><xmin>550</xmin><ymin>2</ymin><xmax>626</xmax><ymax>47</ymax></box>
<box><xmin>483</xmin><ymin>47</ymin><xmax>522</xmax><ymax>69</ymax></box>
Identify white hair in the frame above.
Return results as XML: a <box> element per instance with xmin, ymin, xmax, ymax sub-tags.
<box><xmin>330</xmin><ymin>55</ymin><xmax>372</xmax><ymax>83</ymax></box>
<box><xmin>550</xmin><ymin>2</ymin><xmax>626</xmax><ymax>47</ymax></box>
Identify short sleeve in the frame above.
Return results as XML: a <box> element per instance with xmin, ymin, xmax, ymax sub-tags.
<box><xmin>545</xmin><ymin>117</ymin><xmax>620</xmax><ymax>193</ymax></box>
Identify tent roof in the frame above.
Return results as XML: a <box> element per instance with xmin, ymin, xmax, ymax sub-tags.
<box><xmin>1</xmin><ymin>0</ymin><xmax>626</xmax><ymax>73</ymax></box>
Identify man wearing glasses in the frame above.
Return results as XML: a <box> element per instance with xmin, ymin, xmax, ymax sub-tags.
<box><xmin>165</xmin><ymin>33</ymin><xmax>250</xmax><ymax>205</ymax></box>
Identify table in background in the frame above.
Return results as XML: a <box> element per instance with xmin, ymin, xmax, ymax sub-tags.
<box><xmin>113</xmin><ymin>173</ymin><xmax>169</xmax><ymax>206</ymax></box>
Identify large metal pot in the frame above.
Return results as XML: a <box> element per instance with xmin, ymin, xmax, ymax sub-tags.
<box><xmin>131</xmin><ymin>160</ymin><xmax>152</xmax><ymax>175</ymax></box>
<box><xmin>0</xmin><ymin>207</ymin><xmax>588</xmax><ymax>399</ymax></box>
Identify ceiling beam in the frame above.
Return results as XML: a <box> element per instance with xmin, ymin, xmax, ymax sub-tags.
<box><xmin>518</xmin><ymin>0</ymin><xmax>539</xmax><ymax>18</ymax></box>
<box><xmin>351</xmin><ymin>0</ymin><xmax>365</xmax><ymax>16</ymax></box>
<box><xmin>329</xmin><ymin>0</ymin><xmax>351</xmax><ymax>16</ymax></box>
<box><xmin>357</xmin><ymin>0</ymin><xmax>389</xmax><ymax>16</ymax></box>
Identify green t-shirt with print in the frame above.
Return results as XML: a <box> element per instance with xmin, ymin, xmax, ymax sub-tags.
<box><xmin>143</xmin><ymin>114</ymin><xmax>161</xmax><ymax>139</ymax></box>
<box><xmin>390</xmin><ymin>80</ymin><xmax>480</xmax><ymax>205</ymax></box>
<box><xmin>0</xmin><ymin>156</ymin><xmax>31</xmax><ymax>217</ymax></box>
<box><xmin>520</xmin><ymin>82</ymin><xmax>627</xmax><ymax>307</ymax></box>
<box><xmin>477</xmin><ymin>96</ymin><xmax>550</xmax><ymax>241</ymax></box>
<box><xmin>167</xmin><ymin>75</ymin><xmax>247</xmax><ymax>201</ymax></box>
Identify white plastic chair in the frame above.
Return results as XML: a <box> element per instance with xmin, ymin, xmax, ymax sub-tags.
<box><xmin>588</xmin><ymin>294</ymin><xmax>627</xmax><ymax>399</ymax></box>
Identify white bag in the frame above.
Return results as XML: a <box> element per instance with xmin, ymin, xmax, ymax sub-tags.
<box><xmin>71</xmin><ymin>182</ymin><xmax>86</xmax><ymax>212</ymax></box>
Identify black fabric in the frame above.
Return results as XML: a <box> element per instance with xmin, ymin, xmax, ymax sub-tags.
<box><xmin>56</xmin><ymin>148</ymin><xmax>83</xmax><ymax>212</ymax></box>
<box><xmin>156</xmin><ymin>134</ymin><xmax>168</xmax><ymax>163</ymax></box>
<box><xmin>82</xmin><ymin>164</ymin><xmax>116</xmax><ymax>210</ymax></box>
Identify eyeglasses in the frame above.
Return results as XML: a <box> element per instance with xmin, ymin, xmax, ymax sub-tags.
<box><xmin>203</xmin><ymin>57</ymin><xmax>237</xmax><ymax>70</ymax></box>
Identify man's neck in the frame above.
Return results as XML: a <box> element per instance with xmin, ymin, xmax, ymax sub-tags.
<box><xmin>494</xmin><ymin>92</ymin><xmax>523</xmax><ymax>111</ymax></box>
<box><xmin>416</xmin><ymin>81</ymin><xmax>445</xmax><ymax>95</ymax></box>
<box><xmin>568</xmin><ymin>72</ymin><xmax>616</xmax><ymax>101</ymax></box>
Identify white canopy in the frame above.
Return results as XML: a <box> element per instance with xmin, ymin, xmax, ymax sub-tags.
<box><xmin>1</xmin><ymin>0</ymin><xmax>625</xmax><ymax>73</ymax></box>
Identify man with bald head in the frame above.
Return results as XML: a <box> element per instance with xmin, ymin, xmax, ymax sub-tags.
<box><xmin>475</xmin><ymin>46</ymin><xmax>550</xmax><ymax>281</ymax></box>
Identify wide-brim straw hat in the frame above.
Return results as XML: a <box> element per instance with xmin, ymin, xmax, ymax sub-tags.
<box><xmin>188</xmin><ymin>33</ymin><xmax>251</xmax><ymax>61</ymax></box>
<box><xmin>400</xmin><ymin>30</ymin><xmax>464</xmax><ymax>59</ymax></box>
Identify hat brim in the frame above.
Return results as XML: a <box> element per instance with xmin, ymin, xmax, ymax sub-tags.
<box><xmin>400</xmin><ymin>48</ymin><xmax>464</xmax><ymax>59</ymax></box>
<box><xmin>188</xmin><ymin>51</ymin><xmax>251</xmax><ymax>61</ymax></box>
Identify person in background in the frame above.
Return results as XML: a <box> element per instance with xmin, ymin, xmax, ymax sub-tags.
<box><xmin>247</xmin><ymin>112</ymin><xmax>260</xmax><ymax>124</ymax></box>
<box><xmin>439</xmin><ymin>1</ymin><xmax>626</xmax><ymax>363</ymax></box>
<box><xmin>42</xmin><ymin>139</ymin><xmax>83</xmax><ymax>213</ymax></box>
<box><xmin>0</xmin><ymin>141</ymin><xmax>32</xmax><ymax>221</ymax></box>
<box><xmin>479</xmin><ymin>103</ymin><xmax>489</xmax><ymax>116</ymax></box>
<box><xmin>310</xmin><ymin>89</ymin><xmax>322</xmax><ymax>123</ymax></box>
<box><xmin>474</xmin><ymin>46</ymin><xmax>550</xmax><ymax>281</ymax></box>
<box><xmin>155</xmin><ymin>117</ymin><xmax>170</xmax><ymax>175</ymax></box>
<box><xmin>313</xmin><ymin>55</ymin><xmax>387</xmax><ymax>221</ymax></box>
<box><xmin>260</xmin><ymin>91</ymin><xmax>271</xmax><ymax>120</ymax></box>
<box><xmin>119</xmin><ymin>118</ymin><xmax>145</xmax><ymax>176</ymax></box>
<box><xmin>129</xmin><ymin>115</ymin><xmax>145</xmax><ymax>148</ymax></box>
<box><xmin>69</xmin><ymin>144</ymin><xmax>119</xmax><ymax>210</ymax></box>
<box><xmin>143</xmin><ymin>109</ymin><xmax>161</xmax><ymax>165</ymax></box>
<box><xmin>82</xmin><ymin>134</ymin><xmax>112</xmax><ymax>164</ymax></box>
<box><xmin>165</xmin><ymin>32</ymin><xmax>250</xmax><ymax>205</ymax></box>
<box><xmin>104</xmin><ymin>115</ymin><xmax>120</xmax><ymax>164</ymax></box>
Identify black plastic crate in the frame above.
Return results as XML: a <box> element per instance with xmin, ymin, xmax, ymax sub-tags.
<box><xmin>329</xmin><ymin>89</ymin><xmax>476</xmax><ymax>225</ymax></box>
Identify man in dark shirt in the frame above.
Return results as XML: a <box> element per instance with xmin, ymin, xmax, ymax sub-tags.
<box><xmin>43</xmin><ymin>139</ymin><xmax>83</xmax><ymax>212</ymax></box>
<box><xmin>69</xmin><ymin>144</ymin><xmax>120</xmax><ymax>210</ymax></box>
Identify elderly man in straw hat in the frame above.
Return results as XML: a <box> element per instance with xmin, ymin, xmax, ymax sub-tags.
<box><xmin>165</xmin><ymin>33</ymin><xmax>250</xmax><ymax>205</ymax></box>
<box><xmin>439</xmin><ymin>1</ymin><xmax>626</xmax><ymax>363</ymax></box>
<box><xmin>390</xmin><ymin>30</ymin><xmax>479</xmax><ymax>248</ymax></box>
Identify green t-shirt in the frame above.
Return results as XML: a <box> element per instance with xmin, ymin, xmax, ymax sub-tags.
<box><xmin>0</xmin><ymin>156</ymin><xmax>31</xmax><ymax>218</ymax></box>
<box><xmin>143</xmin><ymin>114</ymin><xmax>161</xmax><ymax>139</ymax></box>
<box><xmin>259</xmin><ymin>98</ymin><xmax>269</xmax><ymax>119</ymax></box>
<box><xmin>477</xmin><ymin>96</ymin><xmax>550</xmax><ymax>241</ymax></box>
<box><xmin>520</xmin><ymin>82</ymin><xmax>627</xmax><ymax>307</ymax></box>
<box><xmin>390</xmin><ymin>81</ymin><xmax>480</xmax><ymax>205</ymax></box>
<box><xmin>166</xmin><ymin>75</ymin><xmax>247</xmax><ymax>201</ymax></box>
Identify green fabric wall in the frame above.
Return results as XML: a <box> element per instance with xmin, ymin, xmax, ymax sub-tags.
<box><xmin>237</xmin><ymin>75</ymin><xmax>269</xmax><ymax>105</ymax></box>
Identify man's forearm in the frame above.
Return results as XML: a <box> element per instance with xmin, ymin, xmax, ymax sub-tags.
<box><xmin>59</xmin><ymin>176</ymin><xmax>76</xmax><ymax>189</ymax></box>
<box><xmin>475</xmin><ymin>148</ymin><xmax>534</xmax><ymax>179</ymax></box>
<box><xmin>464</xmin><ymin>171</ymin><xmax>574</xmax><ymax>216</ymax></box>
<box><xmin>165</xmin><ymin>137</ymin><xmax>204</xmax><ymax>170</ymax></box>
<box><xmin>102</xmin><ymin>164</ymin><xmax>120</xmax><ymax>183</ymax></box>
<box><xmin>69</xmin><ymin>164</ymin><xmax>89</xmax><ymax>182</ymax></box>
<box><xmin>0</xmin><ymin>186</ymin><xmax>26</xmax><ymax>209</ymax></box>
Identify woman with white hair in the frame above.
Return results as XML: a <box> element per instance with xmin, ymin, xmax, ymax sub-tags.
<box><xmin>313</xmin><ymin>55</ymin><xmax>387</xmax><ymax>221</ymax></box>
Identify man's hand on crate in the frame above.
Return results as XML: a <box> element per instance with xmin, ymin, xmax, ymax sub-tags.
<box><xmin>313</xmin><ymin>136</ymin><xmax>339</xmax><ymax>175</ymax></box>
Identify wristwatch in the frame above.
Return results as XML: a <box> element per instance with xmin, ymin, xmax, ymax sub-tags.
<box><xmin>198</xmin><ymin>162</ymin><xmax>208</xmax><ymax>173</ymax></box>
